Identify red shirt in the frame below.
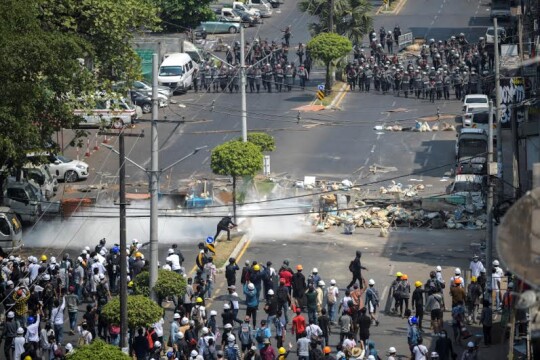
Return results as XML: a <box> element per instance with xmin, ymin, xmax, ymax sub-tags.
<box><xmin>279</xmin><ymin>269</ymin><xmax>293</xmax><ymax>287</ymax></box>
<box><xmin>292</xmin><ymin>315</ymin><xmax>306</xmax><ymax>334</ymax></box>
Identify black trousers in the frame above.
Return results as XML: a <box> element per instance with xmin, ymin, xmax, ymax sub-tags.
<box><xmin>347</xmin><ymin>272</ymin><xmax>363</xmax><ymax>289</ymax></box>
<box><xmin>214</xmin><ymin>225</ymin><xmax>230</xmax><ymax>240</ymax></box>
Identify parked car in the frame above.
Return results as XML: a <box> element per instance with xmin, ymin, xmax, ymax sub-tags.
<box><xmin>462</xmin><ymin>94</ymin><xmax>489</xmax><ymax>114</ymax></box>
<box><xmin>0</xmin><ymin>207</ymin><xmax>23</xmax><ymax>251</ymax></box>
<box><xmin>48</xmin><ymin>155</ymin><xmax>89</xmax><ymax>182</ymax></box>
<box><xmin>22</xmin><ymin>164</ymin><xmax>58</xmax><ymax>200</ymax></box>
<box><xmin>233</xmin><ymin>9</ymin><xmax>260</xmax><ymax>26</ymax></box>
<box><xmin>129</xmin><ymin>91</ymin><xmax>153</xmax><ymax>113</ymax></box>
<box><xmin>486</xmin><ymin>26</ymin><xmax>507</xmax><ymax>44</ymax></box>
<box><xmin>197</xmin><ymin>18</ymin><xmax>242</xmax><ymax>34</ymax></box>
<box><xmin>158</xmin><ymin>53</ymin><xmax>198</xmax><ymax>94</ymax></box>
<box><xmin>74</xmin><ymin>97</ymin><xmax>138</xmax><ymax>128</ymax></box>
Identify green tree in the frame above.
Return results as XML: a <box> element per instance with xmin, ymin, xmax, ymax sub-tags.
<box><xmin>102</xmin><ymin>295</ymin><xmax>162</xmax><ymax>329</ymax></box>
<box><xmin>151</xmin><ymin>0</ymin><xmax>215</xmax><ymax>32</ymax></box>
<box><xmin>235</xmin><ymin>133</ymin><xmax>276</xmax><ymax>152</ymax></box>
<box><xmin>307</xmin><ymin>33</ymin><xmax>352</xmax><ymax>93</ymax></box>
<box><xmin>0</xmin><ymin>0</ymin><xmax>160</xmax><ymax>179</ymax></box>
<box><xmin>210</xmin><ymin>141</ymin><xmax>263</xmax><ymax>221</ymax></box>
<box><xmin>133</xmin><ymin>270</ymin><xmax>187</xmax><ymax>303</ymax></box>
<box><xmin>298</xmin><ymin>0</ymin><xmax>372</xmax><ymax>45</ymax></box>
<box><xmin>67</xmin><ymin>339</ymin><xmax>130</xmax><ymax>360</ymax></box>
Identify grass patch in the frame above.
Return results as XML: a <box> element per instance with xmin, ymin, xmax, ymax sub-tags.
<box><xmin>317</xmin><ymin>81</ymin><xmax>347</xmax><ymax>106</ymax></box>
<box><xmin>214</xmin><ymin>231</ymin><xmax>243</xmax><ymax>268</ymax></box>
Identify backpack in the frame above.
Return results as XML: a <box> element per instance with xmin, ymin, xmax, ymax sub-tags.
<box><xmin>77</xmin><ymin>332</ymin><xmax>87</xmax><ymax>347</ymax></box>
<box><xmin>426</xmin><ymin>279</ymin><xmax>441</xmax><ymax>294</ymax></box>
<box><xmin>255</xmin><ymin>328</ymin><xmax>264</xmax><ymax>344</ymax></box>
<box><xmin>327</xmin><ymin>287</ymin><xmax>337</xmax><ymax>305</ymax></box>
<box><xmin>239</xmin><ymin>324</ymin><xmax>251</xmax><ymax>344</ymax></box>
<box><xmin>348</xmin><ymin>260</ymin><xmax>356</xmax><ymax>272</ymax></box>
<box><xmin>192</xmin><ymin>306</ymin><xmax>201</xmax><ymax>324</ymax></box>
<box><xmin>225</xmin><ymin>345</ymin><xmax>238</xmax><ymax>360</ymax></box>
<box><xmin>277</xmin><ymin>286</ymin><xmax>288</xmax><ymax>304</ymax></box>
<box><xmin>410</xmin><ymin>327</ymin><xmax>422</xmax><ymax>346</ymax></box>
<box><xmin>367</xmin><ymin>288</ymin><xmax>379</xmax><ymax>306</ymax></box>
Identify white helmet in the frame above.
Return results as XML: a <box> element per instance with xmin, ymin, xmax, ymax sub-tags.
<box><xmin>388</xmin><ymin>347</ymin><xmax>396</xmax><ymax>354</ymax></box>
<box><xmin>17</xmin><ymin>327</ymin><xmax>24</xmax><ymax>335</ymax></box>
<box><xmin>318</xmin><ymin>280</ymin><xmax>325</xmax><ymax>287</ymax></box>
<box><xmin>191</xmin><ymin>350</ymin><xmax>199</xmax><ymax>358</ymax></box>
<box><xmin>367</xmin><ymin>356</ymin><xmax>376</xmax><ymax>360</ymax></box>
<box><xmin>467</xmin><ymin>341</ymin><xmax>475</xmax><ymax>348</ymax></box>
<box><xmin>228</xmin><ymin>334</ymin><xmax>235</xmax><ymax>342</ymax></box>
<box><xmin>173</xmin><ymin>313</ymin><xmax>181</xmax><ymax>319</ymax></box>
<box><xmin>65</xmin><ymin>343</ymin><xmax>73</xmax><ymax>351</ymax></box>
<box><xmin>436</xmin><ymin>266</ymin><xmax>442</xmax><ymax>272</ymax></box>
<box><xmin>168</xmin><ymin>248</ymin><xmax>174</xmax><ymax>254</ymax></box>
<box><xmin>493</xmin><ymin>260</ymin><xmax>500</xmax><ymax>266</ymax></box>
<box><xmin>202</xmin><ymin>327</ymin><xmax>209</xmax><ymax>335</ymax></box>
<box><xmin>210</xmin><ymin>310</ymin><xmax>218</xmax><ymax>316</ymax></box>
<box><xmin>267</xmin><ymin>289</ymin><xmax>274</xmax><ymax>295</ymax></box>
<box><xmin>455</xmin><ymin>268</ymin><xmax>461</xmax><ymax>275</ymax></box>
<box><xmin>178</xmin><ymin>331</ymin><xmax>185</xmax><ymax>339</ymax></box>
<box><xmin>224</xmin><ymin>303</ymin><xmax>231</xmax><ymax>310</ymax></box>
<box><xmin>368</xmin><ymin>279</ymin><xmax>375</xmax><ymax>285</ymax></box>
<box><xmin>330</xmin><ymin>279</ymin><xmax>336</xmax><ymax>285</ymax></box>
<box><xmin>247</xmin><ymin>283</ymin><xmax>255</xmax><ymax>290</ymax></box>
<box><xmin>43</xmin><ymin>274</ymin><xmax>51</xmax><ymax>281</ymax></box>
<box><xmin>181</xmin><ymin>317</ymin><xmax>189</xmax><ymax>325</ymax></box>
<box><xmin>7</xmin><ymin>311</ymin><xmax>14</xmax><ymax>319</ymax></box>
<box><xmin>312</xmin><ymin>268</ymin><xmax>318</xmax><ymax>273</ymax></box>
<box><xmin>154</xmin><ymin>341</ymin><xmax>161</xmax><ymax>348</ymax></box>
<box><xmin>224</xmin><ymin>323</ymin><xmax>233</xmax><ymax>329</ymax></box>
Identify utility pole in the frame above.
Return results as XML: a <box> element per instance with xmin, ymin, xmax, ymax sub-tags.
<box><xmin>512</xmin><ymin>15</ymin><xmax>525</xmax><ymax>198</ymax></box>
<box><xmin>240</xmin><ymin>25</ymin><xmax>247</xmax><ymax>142</ymax></box>
<box><xmin>118</xmin><ymin>132</ymin><xmax>128</xmax><ymax>349</ymax></box>
<box><xmin>486</xmin><ymin>99</ymin><xmax>495</xmax><ymax>306</ymax></box>
<box><xmin>149</xmin><ymin>54</ymin><xmax>159</xmax><ymax>299</ymax></box>
<box><xmin>329</xmin><ymin>0</ymin><xmax>334</xmax><ymax>33</ymax></box>
<box><xmin>494</xmin><ymin>17</ymin><xmax>503</xmax><ymax>202</ymax></box>
<box><xmin>98</xmin><ymin>128</ymin><xmax>144</xmax><ymax>349</ymax></box>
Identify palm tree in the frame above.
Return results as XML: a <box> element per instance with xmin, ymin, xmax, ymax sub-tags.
<box><xmin>298</xmin><ymin>0</ymin><xmax>372</xmax><ymax>44</ymax></box>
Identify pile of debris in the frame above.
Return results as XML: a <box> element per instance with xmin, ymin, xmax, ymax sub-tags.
<box><xmin>373</xmin><ymin>122</ymin><xmax>456</xmax><ymax>132</ymax></box>
<box><xmin>379</xmin><ymin>181</ymin><xmax>425</xmax><ymax>198</ymax></box>
<box><xmin>310</xmin><ymin>198</ymin><xmax>488</xmax><ymax>232</ymax></box>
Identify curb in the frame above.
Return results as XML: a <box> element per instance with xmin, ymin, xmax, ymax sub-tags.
<box><xmin>376</xmin><ymin>0</ymin><xmax>408</xmax><ymax>15</ymax></box>
<box><xmin>327</xmin><ymin>82</ymin><xmax>349</xmax><ymax>110</ymax></box>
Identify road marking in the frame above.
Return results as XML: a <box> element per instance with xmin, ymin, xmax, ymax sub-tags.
<box><xmin>364</xmin><ymin>158</ymin><xmax>370</xmax><ymax>166</ymax></box>
<box><xmin>430</xmin><ymin>20</ymin><xmax>435</xmax><ymax>25</ymax></box>
<box><xmin>233</xmin><ymin>122</ymin><xmax>239</xmax><ymax>129</ymax></box>
<box><xmin>388</xmin><ymin>264</ymin><xmax>395</xmax><ymax>276</ymax></box>
<box><xmin>427</xmin><ymin>146</ymin><xmax>432</xmax><ymax>154</ymax></box>
<box><xmin>370</xmin><ymin>145</ymin><xmax>376</xmax><ymax>153</ymax></box>
<box><xmin>202</xmin><ymin>156</ymin><xmax>209</xmax><ymax>164</ymax></box>
<box><xmin>423</xmin><ymin>158</ymin><xmax>429</xmax><ymax>166</ymax></box>
<box><xmin>377</xmin><ymin>133</ymin><xmax>381</xmax><ymax>140</ymax></box>
<box><xmin>391</xmin><ymin>101</ymin><xmax>396</xmax><ymax>107</ymax></box>
<box><xmin>431</xmin><ymin>133</ymin><xmax>437</xmax><ymax>140</ymax></box>
<box><xmin>434</xmin><ymin>15</ymin><xmax>438</xmax><ymax>20</ymax></box>
<box><xmin>222</xmin><ymin>135</ymin><xmax>228</xmax><ymax>140</ymax></box>
<box><xmin>381</xmin><ymin>285</ymin><xmax>389</xmax><ymax>304</ymax></box>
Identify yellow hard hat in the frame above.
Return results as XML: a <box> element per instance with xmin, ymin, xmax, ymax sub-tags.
<box><xmin>135</xmin><ymin>252</ymin><xmax>143</xmax><ymax>258</ymax></box>
<box><xmin>253</xmin><ymin>264</ymin><xmax>260</xmax><ymax>271</ymax></box>
<box><xmin>128</xmin><ymin>281</ymin><xmax>134</xmax><ymax>287</ymax></box>
<box><xmin>396</xmin><ymin>272</ymin><xmax>403</xmax><ymax>277</ymax></box>
<box><xmin>471</xmin><ymin>276</ymin><xmax>477</xmax><ymax>282</ymax></box>
<box><xmin>196</xmin><ymin>297</ymin><xmax>203</xmax><ymax>303</ymax></box>
<box><xmin>278</xmin><ymin>347</ymin><xmax>287</xmax><ymax>355</ymax></box>
<box><xmin>40</xmin><ymin>255</ymin><xmax>48</xmax><ymax>262</ymax></box>
<box><xmin>415</xmin><ymin>281</ymin><xmax>422</xmax><ymax>287</ymax></box>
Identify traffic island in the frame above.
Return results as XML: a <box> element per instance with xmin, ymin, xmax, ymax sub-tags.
<box><xmin>376</xmin><ymin>0</ymin><xmax>407</xmax><ymax>15</ymax></box>
<box><xmin>213</xmin><ymin>230</ymin><xmax>246</xmax><ymax>268</ymax></box>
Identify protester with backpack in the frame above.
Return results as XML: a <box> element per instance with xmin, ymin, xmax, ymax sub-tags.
<box><xmin>407</xmin><ymin>317</ymin><xmax>422</xmax><ymax>356</ymax></box>
<box><xmin>347</xmin><ymin>251</ymin><xmax>368</xmax><ymax>290</ymax></box>
<box><xmin>224</xmin><ymin>335</ymin><xmax>241</xmax><ymax>360</ymax></box>
<box><xmin>365</xmin><ymin>279</ymin><xmax>380</xmax><ymax>326</ymax></box>
<box><xmin>327</xmin><ymin>279</ymin><xmax>339</xmax><ymax>323</ymax></box>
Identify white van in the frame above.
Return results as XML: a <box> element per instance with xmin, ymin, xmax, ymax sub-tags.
<box><xmin>246</xmin><ymin>0</ymin><xmax>272</xmax><ymax>17</ymax></box>
<box><xmin>158</xmin><ymin>53</ymin><xmax>198</xmax><ymax>94</ymax></box>
<box><xmin>74</xmin><ymin>97</ymin><xmax>138</xmax><ymax>128</ymax></box>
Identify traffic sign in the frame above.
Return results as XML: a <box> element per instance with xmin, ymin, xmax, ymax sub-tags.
<box><xmin>316</xmin><ymin>90</ymin><xmax>325</xmax><ymax>100</ymax></box>
<box><xmin>206</xmin><ymin>236</ymin><xmax>215</xmax><ymax>244</ymax></box>
<box><xmin>317</xmin><ymin>84</ymin><xmax>325</xmax><ymax>91</ymax></box>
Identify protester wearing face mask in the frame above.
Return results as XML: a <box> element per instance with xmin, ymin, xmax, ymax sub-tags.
<box><xmin>434</xmin><ymin>330</ymin><xmax>456</xmax><ymax>360</ymax></box>
<box><xmin>468</xmin><ymin>255</ymin><xmax>485</xmax><ymax>278</ymax></box>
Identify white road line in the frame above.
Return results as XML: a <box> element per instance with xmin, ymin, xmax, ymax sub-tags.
<box><xmin>377</xmin><ymin>133</ymin><xmax>381</xmax><ymax>140</ymax></box>
<box><xmin>202</xmin><ymin>156</ymin><xmax>209</xmax><ymax>164</ymax></box>
<box><xmin>233</xmin><ymin>122</ymin><xmax>239</xmax><ymax>129</ymax></box>
<box><xmin>222</xmin><ymin>135</ymin><xmax>228</xmax><ymax>140</ymax></box>
<box><xmin>427</xmin><ymin>146</ymin><xmax>432</xmax><ymax>154</ymax></box>
<box><xmin>431</xmin><ymin>133</ymin><xmax>437</xmax><ymax>141</ymax></box>
<box><xmin>423</xmin><ymin>158</ymin><xmax>429</xmax><ymax>166</ymax></box>
<box><xmin>364</xmin><ymin>158</ymin><xmax>370</xmax><ymax>166</ymax></box>
<box><xmin>388</xmin><ymin>264</ymin><xmax>395</xmax><ymax>276</ymax></box>
<box><xmin>440</xmin><ymin>3</ymin><xmax>443</xmax><ymax>8</ymax></box>
<box><xmin>430</xmin><ymin>20</ymin><xmax>435</xmax><ymax>25</ymax></box>
<box><xmin>434</xmin><ymin>15</ymin><xmax>438</xmax><ymax>20</ymax></box>
<box><xmin>370</xmin><ymin>145</ymin><xmax>376</xmax><ymax>153</ymax></box>
<box><xmin>381</xmin><ymin>286</ymin><xmax>389</xmax><ymax>303</ymax></box>
<box><xmin>391</xmin><ymin>101</ymin><xmax>396</xmax><ymax>107</ymax></box>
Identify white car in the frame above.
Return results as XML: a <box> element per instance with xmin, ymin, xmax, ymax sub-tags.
<box><xmin>462</xmin><ymin>94</ymin><xmax>489</xmax><ymax>114</ymax></box>
<box><xmin>48</xmin><ymin>155</ymin><xmax>89</xmax><ymax>182</ymax></box>
<box><xmin>485</xmin><ymin>26</ymin><xmax>506</xmax><ymax>44</ymax></box>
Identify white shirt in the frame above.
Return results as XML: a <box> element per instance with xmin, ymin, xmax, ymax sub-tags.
<box><xmin>204</xmin><ymin>263</ymin><xmax>217</xmax><ymax>282</ymax></box>
<box><xmin>328</xmin><ymin>285</ymin><xmax>339</xmax><ymax>303</ymax></box>
<box><xmin>306</xmin><ymin>324</ymin><xmax>322</xmax><ymax>338</ymax></box>
<box><xmin>51</xmin><ymin>297</ymin><xmax>66</xmax><ymax>325</ymax></box>
<box><xmin>91</xmin><ymin>261</ymin><xmax>106</xmax><ymax>275</ymax></box>
<box><xmin>167</xmin><ymin>254</ymin><xmax>182</xmax><ymax>271</ymax></box>
<box><xmin>436</xmin><ymin>271</ymin><xmax>444</xmax><ymax>284</ymax></box>
<box><xmin>412</xmin><ymin>344</ymin><xmax>428</xmax><ymax>360</ymax></box>
<box><xmin>469</xmin><ymin>260</ymin><xmax>485</xmax><ymax>278</ymax></box>
<box><xmin>153</xmin><ymin>318</ymin><xmax>164</xmax><ymax>337</ymax></box>
<box><xmin>26</xmin><ymin>315</ymin><xmax>40</xmax><ymax>342</ymax></box>
<box><xmin>492</xmin><ymin>267</ymin><xmax>504</xmax><ymax>290</ymax></box>
<box><xmin>29</xmin><ymin>263</ymin><xmax>40</xmax><ymax>283</ymax></box>
<box><xmin>342</xmin><ymin>338</ymin><xmax>356</xmax><ymax>350</ymax></box>
<box><xmin>13</xmin><ymin>336</ymin><xmax>26</xmax><ymax>360</ymax></box>
<box><xmin>341</xmin><ymin>296</ymin><xmax>352</xmax><ymax>312</ymax></box>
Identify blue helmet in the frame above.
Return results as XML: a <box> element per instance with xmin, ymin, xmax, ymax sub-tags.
<box><xmin>27</xmin><ymin>316</ymin><xmax>35</xmax><ymax>325</ymax></box>
<box><xmin>112</xmin><ymin>246</ymin><xmax>120</xmax><ymax>254</ymax></box>
<box><xmin>410</xmin><ymin>316</ymin><xmax>418</xmax><ymax>325</ymax></box>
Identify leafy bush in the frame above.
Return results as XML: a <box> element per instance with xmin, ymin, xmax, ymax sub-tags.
<box><xmin>235</xmin><ymin>132</ymin><xmax>276</xmax><ymax>152</ymax></box>
<box><xmin>101</xmin><ymin>295</ymin><xmax>162</xmax><ymax>329</ymax></box>
<box><xmin>133</xmin><ymin>270</ymin><xmax>187</xmax><ymax>299</ymax></box>
<box><xmin>67</xmin><ymin>339</ymin><xmax>130</xmax><ymax>359</ymax></box>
